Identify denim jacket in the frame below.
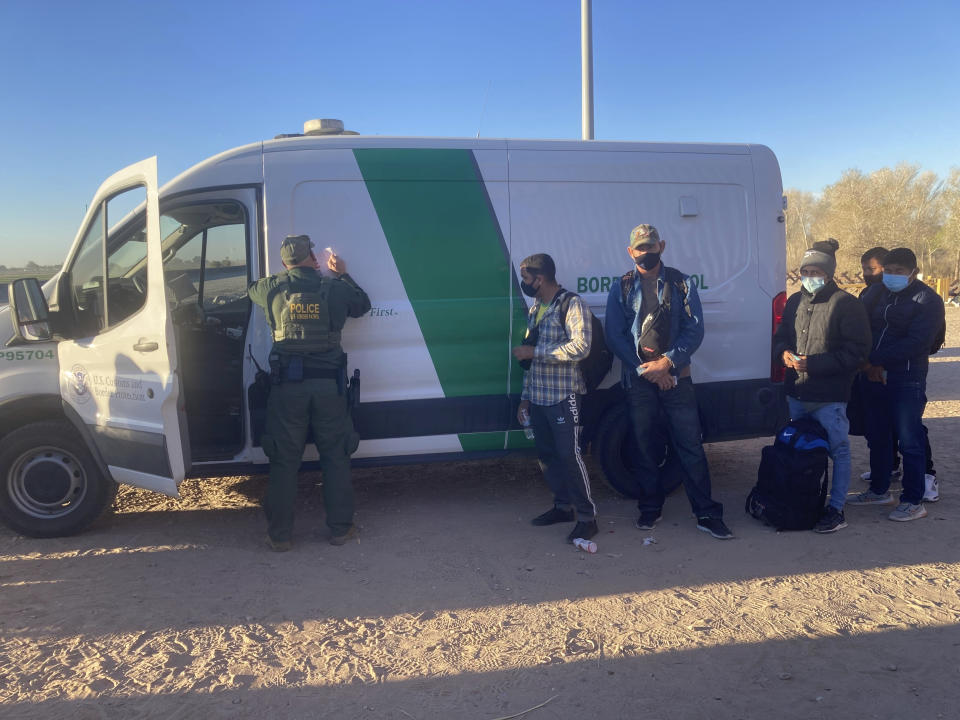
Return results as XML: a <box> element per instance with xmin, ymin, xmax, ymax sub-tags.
<box><xmin>604</xmin><ymin>265</ymin><xmax>704</xmax><ymax>387</ymax></box>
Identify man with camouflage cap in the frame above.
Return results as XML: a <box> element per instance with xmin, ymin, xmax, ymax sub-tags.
<box><xmin>604</xmin><ymin>224</ymin><xmax>733</xmax><ymax>539</ymax></box>
<box><xmin>248</xmin><ymin>234</ymin><xmax>370</xmax><ymax>551</ymax></box>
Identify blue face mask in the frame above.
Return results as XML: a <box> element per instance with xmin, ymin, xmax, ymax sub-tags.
<box><xmin>801</xmin><ymin>276</ymin><xmax>826</xmax><ymax>294</ymax></box>
<box><xmin>882</xmin><ymin>274</ymin><xmax>910</xmax><ymax>293</ymax></box>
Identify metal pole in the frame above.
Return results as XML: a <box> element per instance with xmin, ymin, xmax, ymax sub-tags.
<box><xmin>581</xmin><ymin>0</ymin><xmax>594</xmax><ymax>140</ymax></box>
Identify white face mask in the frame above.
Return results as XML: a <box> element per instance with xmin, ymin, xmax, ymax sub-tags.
<box><xmin>801</xmin><ymin>276</ymin><xmax>826</xmax><ymax>294</ymax></box>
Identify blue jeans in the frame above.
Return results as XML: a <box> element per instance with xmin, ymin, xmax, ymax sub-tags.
<box><xmin>786</xmin><ymin>397</ymin><xmax>851</xmax><ymax>510</ymax></box>
<box><xmin>861</xmin><ymin>376</ymin><xmax>927</xmax><ymax>505</ymax></box>
<box><xmin>627</xmin><ymin>377</ymin><xmax>723</xmax><ymax>519</ymax></box>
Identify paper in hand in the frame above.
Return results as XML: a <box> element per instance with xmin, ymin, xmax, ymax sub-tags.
<box><xmin>318</xmin><ymin>246</ymin><xmax>337</xmax><ymax>277</ymax></box>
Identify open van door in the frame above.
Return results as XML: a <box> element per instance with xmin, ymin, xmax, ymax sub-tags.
<box><xmin>57</xmin><ymin>157</ymin><xmax>188</xmax><ymax>497</ymax></box>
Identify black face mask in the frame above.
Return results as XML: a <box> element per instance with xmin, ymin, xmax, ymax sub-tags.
<box><xmin>520</xmin><ymin>280</ymin><xmax>539</xmax><ymax>297</ymax></box>
<box><xmin>863</xmin><ymin>274</ymin><xmax>882</xmax><ymax>286</ymax></box>
<box><xmin>635</xmin><ymin>252</ymin><xmax>661</xmax><ymax>271</ymax></box>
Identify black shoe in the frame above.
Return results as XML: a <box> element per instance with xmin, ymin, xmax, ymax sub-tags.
<box><xmin>813</xmin><ymin>506</ymin><xmax>847</xmax><ymax>534</ymax></box>
<box><xmin>696</xmin><ymin>517</ymin><xmax>733</xmax><ymax>539</ymax></box>
<box><xmin>635</xmin><ymin>512</ymin><xmax>662</xmax><ymax>530</ymax></box>
<box><xmin>567</xmin><ymin>519</ymin><xmax>599</xmax><ymax>543</ymax></box>
<box><xmin>531</xmin><ymin>507</ymin><xmax>575</xmax><ymax>526</ymax></box>
<box><xmin>329</xmin><ymin>524</ymin><xmax>358</xmax><ymax>546</ymax></box>
<box><xmin>266</xmin><ymin>535</ymin><xmax>292</xmax><ymax>552</ymax></box>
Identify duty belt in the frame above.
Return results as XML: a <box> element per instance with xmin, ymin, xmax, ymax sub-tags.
<box><xmin>299</xmin><ymin>367</ymin><xmax>340</xmax><ymax>380</ymax></box>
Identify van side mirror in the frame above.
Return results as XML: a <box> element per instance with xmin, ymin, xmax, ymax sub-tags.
<box><xmin>8</xmin><ymin>278</ymin><xmax>52</xmax><ymax>343</ymax></box>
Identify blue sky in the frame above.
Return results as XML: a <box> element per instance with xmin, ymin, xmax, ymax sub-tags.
<box><xmin>0</xmin><ymin>0</ymin><xmax>957</xmax><ymax>266</ymax></box>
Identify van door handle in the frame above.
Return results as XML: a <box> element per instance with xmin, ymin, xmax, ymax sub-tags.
<box><xmin>133</xmin><ymin>339</ymin><xmax>159</xmax><ymax>352</ymax></box>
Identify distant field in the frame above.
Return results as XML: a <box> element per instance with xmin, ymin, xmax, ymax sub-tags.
<box><xmin>0</xmin><ymin>271</ymin><xmax>56</xmax><ymax>304</ymax></box>
<box><xmin>0</xmin><ymin>271</ymin><xmax>55</xmax><ymax>283</ymax></box>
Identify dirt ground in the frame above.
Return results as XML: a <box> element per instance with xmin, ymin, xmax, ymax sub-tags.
<box><xmin>3</xmin><ymin>312</ymin><xmax>960</xmax><ymax>720</ymax></box>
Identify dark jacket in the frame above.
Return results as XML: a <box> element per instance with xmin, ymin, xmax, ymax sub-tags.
<box><xmin>248</xmin><ymin>266</ymin><xmax>370</xmax><ymax>369</ymax></box>
<box><xmin>864</xmin><ymin>278</ymin><xmax>944</xmax><ymax>382</ymax></box>
<box><xmin>773</xmin><ymin>280</ymin><xmax>871</xmax><ymax>402</ymax></box>
<box><xmin>604</xmin><ymin>265</ymin><xmax>704</xmax><ymax>388</ymax></box>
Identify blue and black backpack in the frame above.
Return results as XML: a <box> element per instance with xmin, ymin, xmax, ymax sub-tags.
<box><xmin>746</xmin><ymin>417</ymin><xmax>830</xmax><ymax>531</ymax></box>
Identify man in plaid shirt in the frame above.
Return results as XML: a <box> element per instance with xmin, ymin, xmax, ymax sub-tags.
<box><xmin>512</xmin><ymin>253</ymin><xmax>598</xmax><ymax>543</ymax></box>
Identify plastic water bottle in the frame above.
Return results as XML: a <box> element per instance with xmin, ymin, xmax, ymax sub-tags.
<box><xmin>572</xmin><ymin>537</ymin><xmax>597</xmax><ymax>553</ymax></box>
<box><xmin>520</xmin><ymin>408</ymin><xmax>534</xmax><ymax>440</ymax></box>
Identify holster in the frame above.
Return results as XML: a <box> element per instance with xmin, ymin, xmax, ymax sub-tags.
<box><xmin>347</xmin><ymin>368</ymin><xmax>360</xmax><ymax>408</ymax></box>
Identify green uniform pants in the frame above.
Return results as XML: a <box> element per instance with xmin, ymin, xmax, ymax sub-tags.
<box><xmin>261</xmin><ymin>377</ymin><xmax>356</xmax><ymax>541</ymax></box>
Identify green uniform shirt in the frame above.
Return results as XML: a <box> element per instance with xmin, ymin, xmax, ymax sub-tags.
<box><xmin>248</xmin><ymin>266</ymin><xmax>371</xmax><ymax>369</ymax></box>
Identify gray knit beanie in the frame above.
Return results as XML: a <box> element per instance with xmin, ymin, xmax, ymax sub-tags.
<box><xmin>800</xmin><ymin>238</ymin><xmax>839</xmax><ymax>277</ymax></box>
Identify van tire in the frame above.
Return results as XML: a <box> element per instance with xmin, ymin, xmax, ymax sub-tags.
<box><xmin>0</xmin><ymin>421</ymin><xmax>116</xmax><ymax>538</ymax></box>
<box><xmin>594</xmin><ymin>402</ymin><xmax>683</xmax><ymax>500</ymax></box>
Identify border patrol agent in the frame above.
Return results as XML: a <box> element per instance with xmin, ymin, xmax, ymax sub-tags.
<box><xmin>248</xmin><ymin>235</ymin><xmax>371</xmax><ymax>551</ymax></box>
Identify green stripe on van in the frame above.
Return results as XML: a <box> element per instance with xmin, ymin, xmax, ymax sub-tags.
<box><xmin>354</xmin><ymin>148</ymin><xmax>526</xmax><ymax>400</ymax></box>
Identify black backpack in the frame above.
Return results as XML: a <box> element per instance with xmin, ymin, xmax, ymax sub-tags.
<box><xmin>560</xmin><ymin>293</ymin><xmax>613</xmax><ymax>391</ymax></box>
<box><xmin>518</xmin><ymin>291</ymin><xmax>613</xmax><ymax>391</ymax></box>
<box><xmin>745</xmin><ymin>417</ymin><xmax>829</xmax><ymax>531</ymax></box>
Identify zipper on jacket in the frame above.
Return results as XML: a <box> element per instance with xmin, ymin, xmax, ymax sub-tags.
<box><xmin>874</xmin><ymin>295</ymin><xmax>898</xmax><ymax>351</ymax></box>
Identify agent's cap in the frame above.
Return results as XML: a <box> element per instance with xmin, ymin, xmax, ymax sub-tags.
<box><xmin>884</xmin><ymin>247</ymin><xmax>918</xmax><ymax>270</ymax></box>
<box><xmin>280</xmin><ymin>234</ymin><xmax>314</xmax><ymax>265</ymax></box>
<box><xmin>800</xmin><ymin>237</ymin><xmax>839</xmax><ymax>277</ymax></box>
<box><xmin>629</xmin><ymin>224</ymin><xmax>661</xmax><ymax>249</ymax></box>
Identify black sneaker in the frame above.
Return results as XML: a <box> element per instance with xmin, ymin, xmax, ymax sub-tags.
<box><xmin>813</xmin><ymin>506</ymin><xmax>847</xmax><ymax>534</ymax></box>
<box><xmin>696</xmin><ymin>517</ymin><xmax>733</xmax><ymax>539</ymax></box>
<box><xmin>635</xmin><ymin>512</ymin><xmax>662</xmax><ymax>530</ymax></box>
<box><xmin>531</xmin><ymin>507</ymin><xmax>575</xmax><ymax>526</ymax></box>
<box><xmin>566</xmin><ymin>519</ymin><xmax>599</xmax><ymax>543</ymax></box>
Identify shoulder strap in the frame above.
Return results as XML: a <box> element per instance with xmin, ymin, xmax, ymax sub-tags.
<box><xmin>620</xmin><ymin>271</ymin><xmax>633</xmax><ymax>307</ymax></box>
<box><xmin>287</xmin><ymin>274</ymin><xmax>327</xmax><ymax>295</ymax></box>
<box><xmin>663</xmin><ymin>266</ymin><xmax>688</xmax><ymax>298</ymax></box>
<box><xmin>558</xmin><ymin>290</ymin><xmax>576</xmax><ymax>331</ymax></box>
<box><xmin>620</xmin><ymin>267</ymin><xmax>687</xmax><ymax>309</ymax></box>
<box><xmin>663</xmin><ymin>266</ymin><xmax>690</xmax><ymax>315</ymax></box>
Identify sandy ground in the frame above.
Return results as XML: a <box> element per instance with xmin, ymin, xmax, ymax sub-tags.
<box><xmin>3</xmin><ymin>312</ymin><xmax>960</xmax><ymax>720</ymax></box>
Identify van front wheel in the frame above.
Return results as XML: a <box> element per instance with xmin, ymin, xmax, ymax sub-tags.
<box><xmin>594</xmin><ymin>402</ymin><xmax>683</xmax><ymax>500</ymax></box>
<box><xmin>0</xmin><ymin>421</ymin><xmax>116</xmax><ymax>538</ymax></box>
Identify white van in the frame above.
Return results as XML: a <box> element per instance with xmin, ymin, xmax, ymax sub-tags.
<box><xmin>0</xmin><ymin>124</ymin><xmax>787</xmax><ymax>537</ymax></box>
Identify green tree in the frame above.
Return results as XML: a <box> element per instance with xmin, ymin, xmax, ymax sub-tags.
<box><xmin>812</xmin><ymin>164</ymin><xmax>945</xmax><ymax>275</ymax></box>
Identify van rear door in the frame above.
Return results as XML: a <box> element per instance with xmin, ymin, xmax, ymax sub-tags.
<box><xmin>57</xmin><ymin>157</ymin><xmax>188</xmax><ymax>496</ymax></box>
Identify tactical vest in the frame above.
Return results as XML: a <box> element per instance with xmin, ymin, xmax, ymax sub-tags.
<box><xmin>266</xmin><ymin>274</ymin><xmax>341</xmax><ymax>354</ymax></box>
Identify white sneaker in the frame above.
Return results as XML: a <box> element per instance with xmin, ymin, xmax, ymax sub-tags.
<box><xmin>923</xmin><ymin>474</ymin><xmax>939</xmax><ymax>503</ymax></box>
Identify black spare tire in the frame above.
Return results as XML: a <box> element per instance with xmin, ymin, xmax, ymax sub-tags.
<box><xmin>594</xmin><ymin>401</ymin><xmax>683</xmax><ymax>500</ymax></box>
